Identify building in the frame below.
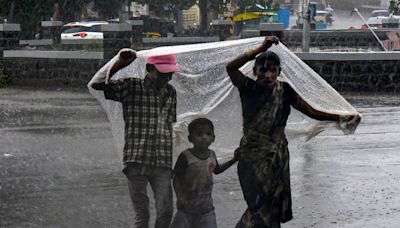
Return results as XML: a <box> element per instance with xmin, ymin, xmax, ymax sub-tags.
<box><xmin>183</xmin><ymin>4</ymin><xmax>200</xmax><ymax>29</ymax></box>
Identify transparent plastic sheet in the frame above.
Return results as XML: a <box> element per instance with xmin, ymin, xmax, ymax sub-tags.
<box><xmin>88</xmin><ymin>37</ymin><xmax>359</xmax><ymax>158</ymax></box>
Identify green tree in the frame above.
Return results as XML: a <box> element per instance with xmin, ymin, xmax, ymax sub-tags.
<box><xmin>235</xmin><ymin>0</ymin><xmax>255</xmax><ymax>12</ymax></box>
<box><xmin>58</xmin><ymin>0</ymin><xmax>92</xmax><ymax>22</ymax></box>
<box><xmin>0</xmin><ymin>0</ymin><xmax>126</xmax><ymax>38</ymax></box>
<box><xmin>200</xmin><ymin>0</ymin><xmax>225</xmax><ymax>34</ymax></box>
<box><xmin>234</xmin><ymin>0</ymin><xmax>278</xmax><ymax>13</ymax></box>
<box><xmin>0</xmin><ymin>0</ymin><xmax>55</xmax><ymax>38</ymax></box>
<box><xmin>389</xmin><ymin>0</ymin><xmax>400</xmax><ymax>14</ymax></box>
<box><xmin>93</xmin><ymin>0</ymin><xmax>126</xmax><ymax>19</ymax></box>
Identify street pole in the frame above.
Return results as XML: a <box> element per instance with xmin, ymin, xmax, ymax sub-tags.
<box><xmin>352</xmin><ymin>8</ymin><xmax>388</xmax><ymax>51</ymax></box>
<box><xmin>127</xmin><ymin>0</ymin><xmax>131</xmax><ymax>19</ymax></box>
<box><xmin>302</xmin><ymin>0</ymin><xmax>310</xmax><ymax>52</ymax></box>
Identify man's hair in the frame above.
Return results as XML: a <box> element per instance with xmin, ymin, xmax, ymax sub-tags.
<box><xmin>146</xmin><ymin>63</ymin><xmax>156</xmax><ymax>72</ymax></box>
<box><xmin>255</xmin><ymin>51</ymin><xmax>280</xmax><ymax>66</ymax></box>
<box><xmin>188</xmin><ymin>118</ymin><xmax>214</xmax><ymax>135</ymax></box>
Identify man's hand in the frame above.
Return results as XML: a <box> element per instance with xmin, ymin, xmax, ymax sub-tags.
<box><xmin>109</xmin><ymin>49</ymin><xmax>137</xmax><ymax>78</ymax></box>
<box><xmin>256</xmin><ymin>36</ymin><xmax>280</xmax><ymax>53</ymax></box>
<box><xmin>119</xmin><ymin>49</ymin><xmax>137</xmax><ymax>67</ymax></box>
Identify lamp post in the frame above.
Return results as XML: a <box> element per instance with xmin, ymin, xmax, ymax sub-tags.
<box><xmin>352</xmin><ymin>8</ymin><xmax>388</xmax><ymax>51</ymax></box>
<box><xmin>302</xmin><ymin>0</ymin><xmax>311</xmax><ymax>52</ymax></box>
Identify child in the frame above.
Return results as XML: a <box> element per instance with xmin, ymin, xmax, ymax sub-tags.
<box><xmin>170</xmin><ymin>118</ymin><xmax>238</xmax><ymax>228</ymax></box>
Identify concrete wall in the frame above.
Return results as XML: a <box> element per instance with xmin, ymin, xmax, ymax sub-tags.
<box><xmin>297</xmin><ymin>52</ymin><xmax>400</xmax><ymax>93</ymax></box>
<box><xmin>1</xmin><ymin>23</ymin><xmax>399</xmax><ymax>92</ymax></box>
<box><xmin>282</xmin><ymin>29</ymin><xmax>390</xmax><ymax>51</ymax></box>
<box><xmin>3</xmin><ymin>51</ymin><xmax>104</xmax><ymax>87</ymax></box>
<box><xmin>2</xmin><ymin>50</ymin><xmax>400</xmax><ymax>93</ymax></box>
<box><xmin>0</xmin><ymin>24</ymin><xmax>20</xmax><ymax>75</ymax></box>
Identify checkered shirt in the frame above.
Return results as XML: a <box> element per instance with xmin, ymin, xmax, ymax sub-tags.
<box><xmin>104</xmin><ymin>77</ymin><xmax>176</xmax><ymax>168</ymax></box>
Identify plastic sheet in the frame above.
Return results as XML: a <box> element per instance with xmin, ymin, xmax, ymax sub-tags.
<box><xmin>88</xmin><ymin>37</ymin><xmax>359</xmax><ymax>158</ymax></box>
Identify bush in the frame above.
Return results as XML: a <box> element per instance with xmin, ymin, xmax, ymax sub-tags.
<box><xmin>0</xmin><ymin>71</ymin><xmax>8</xmax><ymax>87</ymax></box>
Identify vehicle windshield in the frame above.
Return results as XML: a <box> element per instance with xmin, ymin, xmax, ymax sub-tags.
<box><xmin>62</xmin><ymin>25</ymin><xmax>102</xmax><ymax>33</ymax></box>
<box><xmin>372</xmin><ymin>11</ymin><xmax>389</xmax><ymax>17</ymax></box>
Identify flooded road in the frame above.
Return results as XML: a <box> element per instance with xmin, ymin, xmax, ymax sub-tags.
<box><xmin>1</xmin><ymin>89</ymin><xmax>399</xmax><ymax>227</ymax></box>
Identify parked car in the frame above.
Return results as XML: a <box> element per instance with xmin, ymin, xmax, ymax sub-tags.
<box><xmin>362</xmin><ymin>15</ymin><xmax>400</xmax><ymax>29</ymax></box>
<box><xmin>371</xmin><ymin>10</ymin><xmax>389</xmax><ymax>17</ymax></box>
<box><xmin>61</xmin><ymin>21</ymin><xmax>109</xmax><ymax>40</ymax></box>
<box><xmin>363</xmin><ymin>16</ymin><xmax>386</xmax><ymax>29</ymax></box>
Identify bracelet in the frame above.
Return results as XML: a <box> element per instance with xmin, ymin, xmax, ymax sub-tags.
<box><xmin>245</xmin><ymin>49</ymin><xmax>256</xmax><ymax>59</ymax></box>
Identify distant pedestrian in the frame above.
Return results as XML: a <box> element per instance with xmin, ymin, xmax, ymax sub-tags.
<box><xmin>326</xmin><ymin>4</ymin><xmax>334</xmax><ymax>16</ymax></box>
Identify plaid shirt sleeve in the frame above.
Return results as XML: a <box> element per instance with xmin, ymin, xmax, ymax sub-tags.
<box><xmin>168</xmin><ymin>86</ymin><xmax>177</xmax><ymax>123</ymax></box>
<box><xmin>103</xmin><ymin>78</ymin><xmax>133</xmax><ymax>102</ymax></box>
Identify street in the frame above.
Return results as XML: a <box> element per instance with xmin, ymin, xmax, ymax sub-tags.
<box><xmin>1</xmin><ymin>89</ymin><xmax>399</xmax><ymax>227</ymax></box>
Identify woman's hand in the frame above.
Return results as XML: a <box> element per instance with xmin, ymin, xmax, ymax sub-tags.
<box><xmin>176</xmin><ymin>197</ymin><xmax>187</xmax><ymax>209</ymax></box>
<box><xmin>256</xmin><ymin>36</ymin><xmax>280</xmax><ymax>52</ymax></box>
<box><xmin>347</xmin><ymin>113</ymin><xmax>362</xmax><ymax>129</ymax></box>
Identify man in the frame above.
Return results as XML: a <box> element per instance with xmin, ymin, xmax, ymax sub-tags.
<box><xmin>92</xmin><ymin>50</ymin><xmax>181</xmax><ymax>228</ymax></box>
<box><xmin>226</xmin><ymin>36</ymin><xmax>361</xmax><ymax>228</ymax></box>
<box><xmin>325</xmin><ymin>4</ymin><xmax>334</xmax><ymax>25</ymax></box>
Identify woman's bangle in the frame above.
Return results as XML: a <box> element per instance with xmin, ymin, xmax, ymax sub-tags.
<box><xmin>245</xmin><ymin>49</ymin><xmax>256</xmax><ymax>59</ymax></box>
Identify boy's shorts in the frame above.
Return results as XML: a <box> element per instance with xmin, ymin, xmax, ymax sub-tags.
<box><xmin>169</xmin><ymin>210</ymin><xmax>217</xmax><ymax>228</ymax></box>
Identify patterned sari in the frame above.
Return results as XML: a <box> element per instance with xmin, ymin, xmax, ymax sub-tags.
<box><xmin>236</xmin><ymin>82</ymin><xmax>293</xmax><ymax>228</ymax></box>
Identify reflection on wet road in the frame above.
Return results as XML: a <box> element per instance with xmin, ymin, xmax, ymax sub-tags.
<box><xmin>1</xmin><ymin>89</ymin><xmax>399</xmax><ymax>227</ymax></box>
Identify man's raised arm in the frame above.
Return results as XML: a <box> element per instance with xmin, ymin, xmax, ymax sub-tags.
<box><xmin>92</xmin><ymin>50</ymin><xmax>137</xmax><ymax>90</ymax></box>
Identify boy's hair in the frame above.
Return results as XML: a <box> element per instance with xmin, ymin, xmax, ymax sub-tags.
<box><xmin>255</xmin><ymin>51</ymin><xmax>280</xmax><ymax>66</ymax></box>
<box><xmin>188</xmin><ymin>118</ymin><xmax>214</xmax><ymax>135</ymax></box>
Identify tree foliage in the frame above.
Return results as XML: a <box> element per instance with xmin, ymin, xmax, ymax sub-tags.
<box><xmin>0</xmin><ymin>0</ymin><xmax>228</xmax><ymax>37</ymax></box>
<box><xmin>389</xmin><ymin>0</ymin><xmax>400</xmax><ymax>14</ymax></box>
<box><xmin>198</xmin><ymin>0</ymin><xmax>224</xmax><ymax>34</ymax></box>
<box><xmin>234</xmin><ymin>0</ymin><xmax>275</xmax><ymax>12</ymax></box>
<box><xmin>0</xmin><ymin>0</ymin><xmax>126</xmax><ymax>38</ymax></box>
<box><xmin>93</xmin><ymin>0</ymin><xmax>126</xmax><ymax>19</ymax></box>
<box><xmin>0</xmin><ymin>0</ymin><xmax>55</xmax><ymax>38</ymax></box>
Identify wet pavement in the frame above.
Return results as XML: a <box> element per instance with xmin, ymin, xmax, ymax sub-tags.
<box><xmin>1</xmin><ymin>89</ymin><xmax>399</xmax><ymax>228</ymax></box>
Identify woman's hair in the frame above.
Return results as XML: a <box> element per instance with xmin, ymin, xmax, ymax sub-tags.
<box><xmin>255</xmin><ymin>51</ymin><xmax>280</xmax><ymax>66</ymax></box>
<box><xmin>188</xmin><ymin>118</ymin><xmax>214</xmax><ymax>135</ymax></box>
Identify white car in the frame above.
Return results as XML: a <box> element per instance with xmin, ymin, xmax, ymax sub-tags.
<box><xmin>363</xmin><ymin>15</ymin><xmax>400</xmax><ymax>29</ymax></box>
<box><xmin>371</xmin><ymin>10</ymin><xmax>389</xmax><ymax>17</ymax></box>
<box><xmin>61</xmin><ymin>21</ymin><xmax>109</xmax><ymax>40</ymax></box>
<box><xmin>364</xmin><ymin>16</ymin><xmax>386</xmax><ymax>28</ymax></box>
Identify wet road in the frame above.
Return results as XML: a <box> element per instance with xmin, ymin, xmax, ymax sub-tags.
<box><xmin>289</xmin><ymin>9</ymin><xmax>366</xmax><ymax>30</ymax></box>
<box><xmin>1</xmin><ymin>89</ymin><xmax>399</xmax><ymax>228</ymax></box>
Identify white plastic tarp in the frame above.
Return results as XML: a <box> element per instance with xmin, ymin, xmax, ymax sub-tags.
<box><xmin>88</xmin><ymin>37</ymin><xmax>360</xmax><ymax>157</ymax></box>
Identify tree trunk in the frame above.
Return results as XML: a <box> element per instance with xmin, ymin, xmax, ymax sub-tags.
<box><xmin>174</xmin><ymin>7</ymin><xmax>184</xmax><ymax>35</ymax></box>
<box><xmin>8</xmin><ymin>1</ymin><xmax>15</xmax><ymax>22</ymax></box>
<box><xmin>199</xmin><ymin>0</ymin><xmax>208</xmax><ymax>35</ymax></box>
